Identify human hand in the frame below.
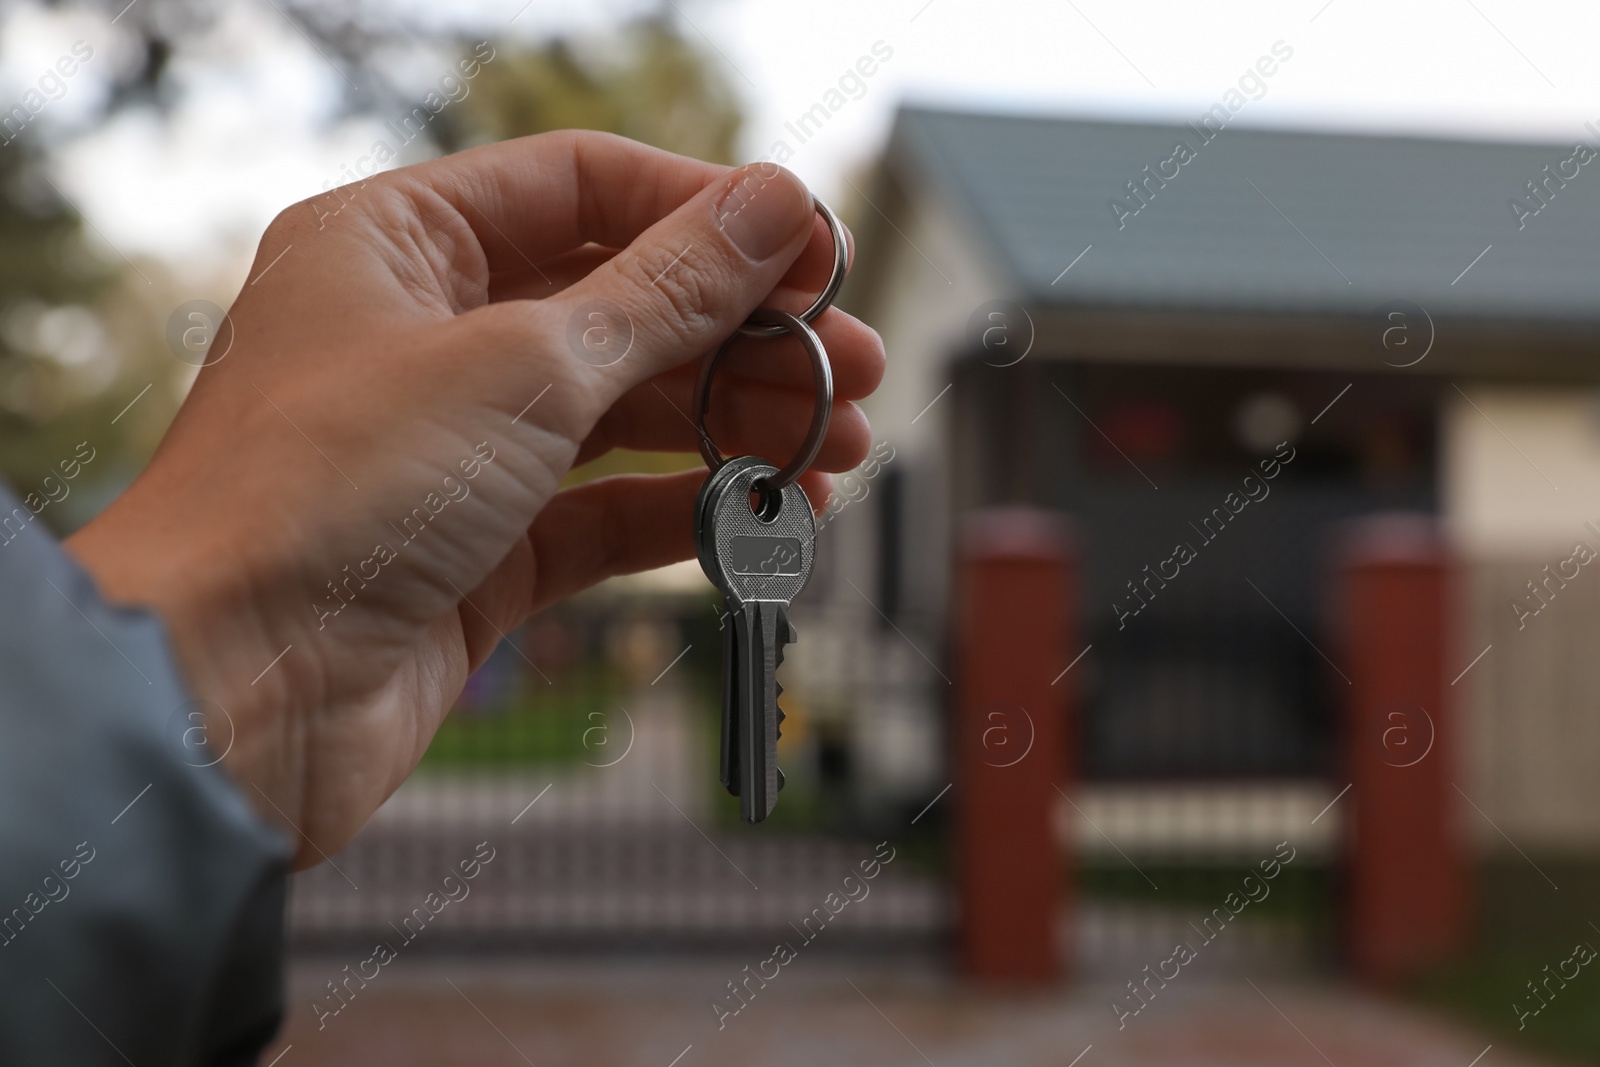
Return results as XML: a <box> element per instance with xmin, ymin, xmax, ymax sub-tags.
<box><xmin>65</xmin><ymin>131</ymin><xmax>884</xmax><ymax>867</ymax></box>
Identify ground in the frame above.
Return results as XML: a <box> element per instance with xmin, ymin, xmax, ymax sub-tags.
<box><xmin>266</xmin><ymin>954</ymin><xmax>1538</xmax><ymax>1067</ymax></box>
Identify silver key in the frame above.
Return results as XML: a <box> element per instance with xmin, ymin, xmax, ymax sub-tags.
<box><xmin>694</xmin><ymin>456</ymin><xmax>765</xmax><ymax>796</ymax></box>
<box><xmin>695</xmin><ymin>455</ymin><xmax>765</xmax><ymax>585</ymax></box>
<box><xmin>726</xmin><ymin>600</ymin><xmax>796</xmax><ymax>821</ymax></box>
<box><xmin>698</xmin><ymin>460</ymin><xmax>815</xmax><ymax>822</ymax></box>
<box><xmin>696</xmin><ymin>456</ymin><xmax>802</xmax><ymax>804</ymax></box>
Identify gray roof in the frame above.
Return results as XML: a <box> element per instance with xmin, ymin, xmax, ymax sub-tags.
<box><xmin>891</xmin><ymin>107</ymin><xmax>1600</xmax><ymax>324</ymax></box>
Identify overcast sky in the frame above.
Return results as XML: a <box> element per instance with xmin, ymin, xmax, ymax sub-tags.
<box><xmin>6</xmin><ymin>0</ymin><xmax>1598</xmax><ymax>286</ymax></box>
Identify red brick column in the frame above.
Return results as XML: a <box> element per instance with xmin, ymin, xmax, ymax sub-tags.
<box><xmin>952</xmin><ymin>509</ymin><xmax>1073</xmax><ymax>982</ymax></box>
<box><xmin>1339</xmin><ymin>514</ymin><xmax>1469</xmax><ymax>982</ymax></box>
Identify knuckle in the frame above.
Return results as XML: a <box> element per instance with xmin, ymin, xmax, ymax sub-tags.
<box><xmin>280</xmin><ymin>170</ymin><xmax>408</xmax><ymax>238</ymax></box>
<box><xmin>471</xmin><ymin>304</ymin><xmax>601</xmax><ymax>427</ymax></box>
<box><xmin>614</xmin><ymin>244</ymin><xmax>727</xmax><ymax>348</ymax></box>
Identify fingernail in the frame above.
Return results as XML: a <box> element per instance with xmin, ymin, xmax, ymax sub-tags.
<box><xmin>714</xmin><ymin>164</ymin><xmax>812</xmax><ymax>263</ymax></box>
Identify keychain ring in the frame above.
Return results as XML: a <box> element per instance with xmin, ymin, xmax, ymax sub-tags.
<box><xmin>736</xmin><ymin>197</ymin><xmax>848</xmax><ymax>339</ymax></box>
<box><xmin>695</xmin><ymin>308</ymin><xmax>833</xmax><ymax>493</ymax></box>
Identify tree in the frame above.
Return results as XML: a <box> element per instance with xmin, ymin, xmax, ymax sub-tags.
<box><xmin>433</xmin><ymin>15</ymin><xmax>742</xmax><ymax>164</ymax></box>
<box><xmin>0</xmin><ymin>0</ymin><xmax>745</xmax><ymax>522</ymax></box>
<box><xmin>434</xmin><ymin>15</ymin><xmax>745</xmax><ymax>489</ymax></box>
<box><xmin>0</xmin><ymin>116</ymin><xmax>124</xmax><ymax>520</ymax></box>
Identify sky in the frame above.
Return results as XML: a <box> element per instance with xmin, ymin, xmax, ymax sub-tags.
<box><xmin>5</xmin><ymin>0</ymin><xmax>1599</xmax><ymax>285</ymax></box>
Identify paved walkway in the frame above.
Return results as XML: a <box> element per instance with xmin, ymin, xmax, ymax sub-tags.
<box><xmin>267</xmin><ymin>955</ymin><xmax>1538</xmax><ymax>1067</ymax></box>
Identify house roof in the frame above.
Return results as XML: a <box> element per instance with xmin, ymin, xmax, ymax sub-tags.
<box><xmin>890</xmin><ymin>107</ymin><xmax>1600</xmax><ymax>325</ymax></box>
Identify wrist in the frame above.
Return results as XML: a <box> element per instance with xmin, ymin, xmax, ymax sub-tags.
<box><xmin>64</xmin><ymin>483</ymin><xmax>308</xmax><ymax>836</ymax></box>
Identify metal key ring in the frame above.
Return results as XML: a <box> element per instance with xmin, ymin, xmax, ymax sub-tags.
<box><xmin>695</xmin><ymin>308</ymin><xmax>833</xmax><ymax>493</ymax></box>
<box><xmin>736</xmin><ymin>197</ymin><xmax>848</xmax><ymax>339</ymax></box>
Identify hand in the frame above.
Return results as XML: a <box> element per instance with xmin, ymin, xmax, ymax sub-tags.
<box><xmin>65</xmin><ymin>131</ymin><xmax>884</xmax><ymax>867</ymax></box>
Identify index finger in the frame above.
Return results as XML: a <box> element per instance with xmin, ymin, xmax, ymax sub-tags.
<box><xmin>400</xmin><ymin>130</ymin><xmax>850</xmax><ymax>297</ymax></box>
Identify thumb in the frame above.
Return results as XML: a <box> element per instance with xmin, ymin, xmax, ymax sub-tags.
<box><xmin>553</xmin><ymin>162</ymin><xmax>816</xmax><ymax>394</ymax></box>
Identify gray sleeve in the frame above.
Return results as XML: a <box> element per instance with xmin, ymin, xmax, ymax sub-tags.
<box><xmin>0</xmin><ymin>485</ymin><xmax>292</xmax><ymax>1065</ymax></box>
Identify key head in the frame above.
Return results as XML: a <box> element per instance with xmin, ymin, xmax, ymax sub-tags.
<box><xmin>704</xmin><ymin>461</ymin><xmax>816</xmax><ymax>608</ymax></box>
<box><xmin>695</xmin><ymin>455</ymin><xmax>766</xmax><ymax>592</ymax></box>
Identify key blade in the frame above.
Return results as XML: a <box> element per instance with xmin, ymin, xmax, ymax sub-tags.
<box><xmin>719</xmin><ymin>600</ymin><xmax>739</xmax><ymax>797</ymax></box>
<box><xmin>735</xmin><ymin>601</ymin><xmax>782</xmax><ymax>823</ymax></box>
<box><xmin>773</xmin><ymin>604</ymin><xmax>798</xmax><ymax>794</ymax></box>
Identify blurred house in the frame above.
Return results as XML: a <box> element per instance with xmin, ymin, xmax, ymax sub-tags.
<box><xmin>831</xmin><ymin>106</ymin><xmax>1600</xmax><ymax>858</ymax></box>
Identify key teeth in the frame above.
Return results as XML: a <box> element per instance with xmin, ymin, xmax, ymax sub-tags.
<box><xmin>775</xmin><ymin>603</ymin><xmax>794</xmax><ymax>795</ymax></box>
<box><xmin>775</xmin><ymin>702</ymin><xmax>785</xmax><ymax>790</ymax></box>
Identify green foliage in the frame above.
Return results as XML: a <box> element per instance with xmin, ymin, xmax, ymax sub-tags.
<box><xmin>1080</xmin><ymin>860</ymin><xmax>1334</xmax><ymax>926</ymax></box>
<box><xmin>0</xmin><ymin>135</ymin><xmax>151</xmax><ymax>525</ymax></box>
<box><xmin>437</xmin><ymin>17</ymin><xmax>742</xmax><ymax>164</ymax></box>
<box><xmin>0</xmin><ymin>4</ymin><xmax>747</xmax><ymax>530</ymax></box>
<box><xmin>417</xmin><ymin>661</ymin><xmax>624</xmax><ymax>768</ymax></box>
<box><xmin>1414</xmin><ymin>952</ymin><xmax>1600</xmax><ymax>1064</ymax></box>
<box><xmin>1411</xmin><ymin>858</ymin><xmax>1600</xmax><ymax>1064</ymax></box>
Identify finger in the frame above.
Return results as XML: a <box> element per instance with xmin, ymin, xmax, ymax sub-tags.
<box><xmin>665</xmin><ymin>308</ymin><xmax>884</xmax><ymax>401</ymax></box>
<box><xmin>524</xmin><ymin>471</ymin><xmax>704</xmax><ymax>614</ymax></box>
<box><xmin>753</xmin><ymin>208</ymin><xmax>854</xmax><ymax>319</ymax></box>
<box><xmin>490</xmin><ymin>246</ymin><xmax>864</xmax><ymax>347</ymax></box>
<box><xmin>403</xmin><ymin>131</ymin><xmax>725</xmax><ymax>273</ymax></box>
<box><xmin>404</xmin><ymin>131</ymin><xmax>850</xmax><ymax>289</ymax></box>
<box><xmin>487</xmin><ymin>245</ymin><xmax>618</xmax><ymax>302</ymax></box>
<box><xmin>542</xmin><ymin>161</ymin><xmax>821</xmax><ymax>397</ymax></box>
<box><xmin>536</xmin><ymin>303</ymin><xmax>879</xmax><ymax>404</ymax></box>
<box><xmin>520</xmin><ymin>467</ymin><xmax>839</xmax><ymax>619</ymax></box>
<box><xmin>575</xmin><ymin>376</ymin><xmax>871</xmax><ymax>472</ymax></box>
<box><xmin>798</xmin><ymin>469</ymin><xmax>834</xmax><ymax>514</ymax></box>
<box><xmin>459</xmin><ymin>465</ymin><xmax>838</xmax><ymax>656</ymax></box>
<box><xmin>491</xmin><ymin>242</ymin><xmax>884</xmax><ymax>400</ymax></box>
<box><xmin>494</xmin><ymin>268</ymin><xmax>883</xmax><ymax>402</ymax></box>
